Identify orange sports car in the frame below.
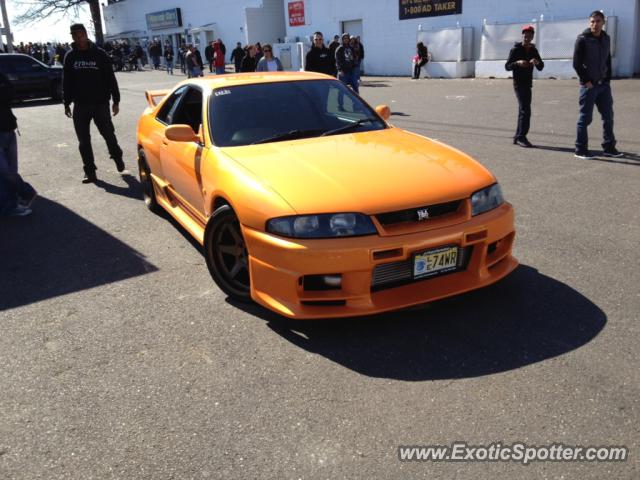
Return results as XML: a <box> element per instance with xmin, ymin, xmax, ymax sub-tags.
<box><xmin>136</xmin><ymin>72</ymin><xmax>517</xmax><ymax>319</ymax></box>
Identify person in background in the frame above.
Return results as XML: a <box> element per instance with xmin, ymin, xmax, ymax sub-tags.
<box><xmin>328</xmin><ymin>35</ymin><xmax>340</xmax><ymax>76</ymax></box>
<box><xmin>164</xmin><ymin>44</ymin><xmax>174</xmax><ymax>75</ymax></box>
<box><xmin>255</xmin><ymin>42</ymin><xmax>263</xmax><ymax>63</ymax></box>
<box><xmin>305</xmin><ymin>31</ymin><xmax>332</xmax><ymax>75</ymax></box>
<box><xmin>335</xmin><ymin>33</ymin><xmax>358</xmax><ymax>93</ymax></box>
<box><xmin>205</xmin><ymin>41</ymin><xmax>215</xmax><ymax>73</ymax></box>
<box><xmin>185</xmin><ymin>45</ymin><xmax>203</xmax><ymax>78</ymax></box>
<box><xmin>505</xmin><ymin>25</ymin><xmax>544</xmax><ymax>148</ymax></box>
<box><xmin>0</xmin><ymin>72</ymin><xmax>37</xmax><ymax>217</ymax></box>
<box><xmin>412</xmin><ymin>42</ymin><xmax>429</xmax><ymax>79</ymax></box>
<box><xmin>350</xmin><ymin>35</ymin><xmax>364</xmax><ymax>86</ymax></box>
<box><xmin>149</xmin><ymin>41</ymin><xmax>161</xmax><ymax>70</ymax></box>
<box><xmin>63</xmin><ymin>23</ymin><xmax>124</xmax><ymax>184</ymax></box>
<box><xmin>241</xmin><ymin>45</ymin><xmax>258</xmax><ymax>72</ymax></box>
<box><xmin>213</xmin><ymin>40</ymin><xmax>226</xmax><ymax>74</ymax></box>
<box><xmin>230</xmin><ymin>42</ymin><xmax>244</xmax><ymax>73</ymax></box>
<box><xmin>256</xmin><ymin>44</ymin><xmax>283</xmax><ymax>72</ymax></box>
<box><xmin>573</xmin><ymin>10</ymin><xmax>623</xmax><ymax>159</ymax></box>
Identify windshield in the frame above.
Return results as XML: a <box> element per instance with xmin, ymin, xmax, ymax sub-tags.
<box><xmin>208</xmin><ymin>79</ymin><xmax>386</xmax><ymax>147</ymax></box>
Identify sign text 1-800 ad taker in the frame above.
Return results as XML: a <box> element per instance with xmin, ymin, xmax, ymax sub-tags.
<box><xmin>399</xmin><ymin>0</ymin><xmax>462</xmax><ymax>20</ymax></box>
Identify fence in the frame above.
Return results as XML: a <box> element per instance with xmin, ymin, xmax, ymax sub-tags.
<box><xmin>479</xmin><ymin>17</ymin><xmax>617</xmax><ymax>61</ymax></box>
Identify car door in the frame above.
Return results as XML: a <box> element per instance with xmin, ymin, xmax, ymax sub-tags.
<box><xmin>159</xmin><ymin>86</ymin><xmax>207</xmax><ymax>217</ymax></box>
<box><xmin>11</xmin><ymin>56</ymin><xmax>50</xmax><ymax>97</ymax></box>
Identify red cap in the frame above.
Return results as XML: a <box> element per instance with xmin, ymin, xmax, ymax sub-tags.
<box><xmin>522</xmin><ymin>25</ymin><xmax>535</xmax><ymax>33</ymax></box>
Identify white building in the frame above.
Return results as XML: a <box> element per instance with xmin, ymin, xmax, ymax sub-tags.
<box><xmin>101</xmin><ymin>0</ymin><xmax>640</xmax><ymax>77</ymax></box>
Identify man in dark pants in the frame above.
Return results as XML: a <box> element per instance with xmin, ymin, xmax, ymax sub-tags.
<box><xmin>505</xmin><ymin>25</ymin><xmax>544</xmax><ymax>148</ymax></box>
<box><xmin>63</xmin><ymin>23</ymin><xmax>124</xmax><ymax>183</ymax></box>
<box><xmin>573</xmin><ymin>11</ymin><xmax>623</xmax><ymax>159</ymax></box>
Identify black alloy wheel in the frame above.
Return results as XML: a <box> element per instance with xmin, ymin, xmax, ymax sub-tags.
<box><xmin>204</xmin><ymin>205</ymin><xmax>251</xmax><ymax>300</ymax></box>
<box><xmin>137</xmin><ymin>149</ymin><xmax>159</xmax><ymax>212</ymax></box>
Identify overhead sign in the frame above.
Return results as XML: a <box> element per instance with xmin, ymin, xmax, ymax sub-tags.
<box><xmin>146</xmin><ymin>8</ymin><xmax>182</xmax><ymax>31</ymax></box>
<box><xmin>399</xmin><ymin>0</ymin><xmax>462</xmax><ymax>20</ymax></box>
<box><xmin>288</xmin><ymin>1</ymin><xmax>306</xmax><ymax>27</ymax></box>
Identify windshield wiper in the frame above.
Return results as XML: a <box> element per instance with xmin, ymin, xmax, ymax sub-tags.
<box><xmin>251</xmin><ymin>129</ymin><xmax>324</xmax><ymax>145</ymax></box>
<box><xmin>320</xmin><ymin>117</ymin><xmax>378</xmax><ymax>137</ymax></box>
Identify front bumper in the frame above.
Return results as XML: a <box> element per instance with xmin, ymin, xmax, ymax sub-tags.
<box><xmin>242</xmin><ymin>203</ymin><xmax>517</xmax><ymax>319</ymax></box>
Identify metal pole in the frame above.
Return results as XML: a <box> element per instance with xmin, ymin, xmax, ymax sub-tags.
<box><xmin>0</xmin><ymin>0</ymin><xmax>14</xmax><ymax>53</ymax></box>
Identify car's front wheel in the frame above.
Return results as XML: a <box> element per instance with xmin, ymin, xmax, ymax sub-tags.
<box><xmin>138</xmin><ymin>148</ymin><xmax>160</xmax><ymax>212</ymax></box>
<box><xmin>204</xmin><ymin>205</ymin><xmax>251</xmax><ymax>300</ymax></box>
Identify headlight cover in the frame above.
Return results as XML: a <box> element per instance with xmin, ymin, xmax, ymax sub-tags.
<box><xmin>267</xmin><ymin>213</ymin><xmax>377</xmax><ymax>239</ymax></box>
<box><xmin>471</xmin><ymin>183</ymin><xmax>504</xmax><ymax>216</ymax></box>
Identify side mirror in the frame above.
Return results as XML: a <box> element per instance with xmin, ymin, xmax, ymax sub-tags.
<box><xmin>375</xmin><ymin>104</ymin><xmax>391</xmax><ymax>121</ymax></box>
<box><xmin>165</xmin><ymin>124</ymin><xmax>200</xmax><ymax>143</ymax></box>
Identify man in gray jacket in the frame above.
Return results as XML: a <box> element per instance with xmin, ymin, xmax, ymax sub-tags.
<box><xmin>573</xmin><ymin>11</ymin><xmax>622</xmax><ymax>159</ymax></box>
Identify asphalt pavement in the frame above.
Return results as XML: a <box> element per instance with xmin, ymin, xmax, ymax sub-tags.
<box><xmin>1</xmin><ymin>69</ymin><xmax>639</xmax><ymax>480</ymax></box>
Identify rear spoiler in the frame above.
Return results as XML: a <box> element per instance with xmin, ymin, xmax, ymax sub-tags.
<box><xmin>145</xmin><ymin>89</ymin><xmax>169</xmax><ymax>107</ymax></box>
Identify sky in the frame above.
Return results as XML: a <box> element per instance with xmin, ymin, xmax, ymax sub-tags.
<box><xmin>4</xmin><ymin>0</ymin><xmax>93</xmax><ymax>44</ymax></box>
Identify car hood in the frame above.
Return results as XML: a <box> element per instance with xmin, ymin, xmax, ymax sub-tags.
<box><xmin>220</xmin><ymin>128</ymin><xmax>496</xmax><ymax>214</ymax></box>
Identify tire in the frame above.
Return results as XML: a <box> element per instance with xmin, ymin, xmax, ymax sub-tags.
<box><xmin>138</xmin><ymin>149</ymin><xmax>160</xmax><ymax>213</ymax></box>
<box><xmin>204</xmin><ymin>205</ymin><xmax>251</xmax><ymax>300</ymax></box>
<box><xmin>51</xmin><ymin>80</ymin><xmax>62</xmax><ymax>101</ymax></box>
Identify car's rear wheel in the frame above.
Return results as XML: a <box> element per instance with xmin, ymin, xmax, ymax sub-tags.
<box><xmin>138</xmin><ymin>149</ymin><xmax>160</xmax><ymax>212</ymax></box>
<box><xmin>205</xmin><ymin>205</ymin><xmax>251</xmax><ymax>300</ymax></box>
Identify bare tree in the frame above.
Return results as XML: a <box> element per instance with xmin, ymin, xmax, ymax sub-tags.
<box><xmin>14</xmin><ymin>0</ymin><xmax>104</xmax><ymax>44</ymax></box>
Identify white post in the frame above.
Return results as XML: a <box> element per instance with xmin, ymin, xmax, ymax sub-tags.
<box><xmin>0</xmin><ymin>0</ymin><xmax>14</xmax><ymax>53</ymax></box>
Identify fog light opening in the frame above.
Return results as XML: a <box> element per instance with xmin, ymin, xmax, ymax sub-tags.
<box><xmin>303</xmin><ymin>274</ymin><xmax>343</xmax><ymax>291</ymax></box>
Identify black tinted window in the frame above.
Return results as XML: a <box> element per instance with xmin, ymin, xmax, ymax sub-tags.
<box><xmin>156</xmin><ymin>86</ymin><xmax>187</xmax><ymax>124</ymax></box>
<box><xmin>209</xmin><ymin>79</ymin><xmax>385</xmax><ymax>147</ymax></box>
<box><xmin>170</xmin><ymin>87</ymin><xmax>203</xmax><ymax>133</ymax></box>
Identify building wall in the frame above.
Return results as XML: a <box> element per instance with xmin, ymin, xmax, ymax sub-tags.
<box><xmin>284</xmin><ymin>0</ymin><xmax>638</xmax><ymax>77</ymax></box>
<box><xmin>246</xmin><ymin>0</ymin><xmax>287</xmax><ymax>45</ymax></box>
<box><xmin>102</xmin><ymin>0</ymin><xmax>264</xmax><ymax>48</ymax></box>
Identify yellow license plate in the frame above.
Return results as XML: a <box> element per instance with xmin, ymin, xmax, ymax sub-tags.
<box><xmin>413</xmin><ymin>246</ymin><xmax>459</xmax><ymax>279</ymax></box>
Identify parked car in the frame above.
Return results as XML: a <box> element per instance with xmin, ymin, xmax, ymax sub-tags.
<box><xmin>0</xmin><ymin>53</ymin><xmax>63</xmax><ymax>101</ymax></box>
<box><xmin>136</xmin><ymin>72</ymin><xmax>517</xmax><ymax>319</ymax></box>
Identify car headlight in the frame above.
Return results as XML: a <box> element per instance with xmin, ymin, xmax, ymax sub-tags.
<box><xmin>471</xmin><ymin>183</ymin><xmax>504</xmax><ymax>216</ymax></box>
<box><xmin>267</xmin><ymin>213</ymin><xmax>377</xmax><ymax>238</ymax></box>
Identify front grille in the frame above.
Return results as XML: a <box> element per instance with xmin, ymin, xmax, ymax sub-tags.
<box><xmin>375</xmin><ymin>200</ymin><xmax>462</xmax><ymax>226</ymax></box>
<box><xmin>371</xmin><ymin>246</ymin><xmax>473</xmax><ymax>292</ymax></box>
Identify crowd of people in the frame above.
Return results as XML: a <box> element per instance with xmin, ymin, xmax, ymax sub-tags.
<box><xmin>0</xmin><ymin>11</ymin><xmax>624</xmax><ymax>218</ymax></box>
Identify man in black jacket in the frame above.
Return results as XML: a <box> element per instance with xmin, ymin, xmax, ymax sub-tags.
<box><xmin>230</xmin><ymin>42</ymin><xmax>244</xmax><ymax>73</ymax></box>
<box><xmin>305</xmin><ymin>32</ymin><xmax>332</xmax><ymax>75</ymax></box>
<box><xmin>205</xmin><ymin>41</ymin><xmax>215</xmax><ymax>73</ymax></box>
<box><xmin>63</xmin><ymin>23</ymin><xmax>124</xmax><ymax>183</ymax></box>
<box><xmin>573</xmin><ymin>11</ymin><xmax>622</xmax><ymax>159</ymax></box>
<box><xmin>505</xmin><ymin>25</ymin><xmax>544</xmax><ymax>148</ymax></box>
<box><xmin>335</xmin><ymin>33</ymin><xmax>358</xmax><ymax>93</ymax></box>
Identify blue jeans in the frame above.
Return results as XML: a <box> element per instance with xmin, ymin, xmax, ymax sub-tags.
<box><xmin>576</xmin><ymin>83</ymin><xmax>616</xmax><ymax>151</ymax></box>
<box><xmin>166</xmin><ymin>60</ymin><xmax>173</xmax><ymax>74</ymax></box>
<box><xmin>0</xmin><ymin>130</ymin><xmax>36</xmax><ymax>214</ymax></box>
<box><xmin>215</xmin><ymin>65</ymin><xmax>225</xmax><ymax>75</ymax></box>
<box><xmin>338</xmin><ymin>70</ymin><xmax>359</xmax><ymax>94</ymax></box>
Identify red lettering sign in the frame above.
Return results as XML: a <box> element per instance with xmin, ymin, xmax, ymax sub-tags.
<box><xmin>288</xmin><ymin>1</ymin><xmax>305</xmax><ymax>27</ymax></box>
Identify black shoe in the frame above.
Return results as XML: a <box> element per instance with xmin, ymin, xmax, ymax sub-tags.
<box><xmin>82</xmin><ymin>173</ymin><xmax>97</xmax><ymax>184</ymax></box>
<box><xmin>114</xmin><ymin>158</ymin><xmax>125</xmax><ymax>172</ymax></box>
<box><xmin>574</xmin><ymin>149</ymin><xmax>594</xmax><ymax>159</ymax></box>
<box><xmin>603</xmin><ymin>147</ymin><xmax>624</xmax><ymax>158</ymax></box>
<box><xmin>515</xmin><ymin>137</ymin><xmax>533</xmax><ymax>148</ymax></box>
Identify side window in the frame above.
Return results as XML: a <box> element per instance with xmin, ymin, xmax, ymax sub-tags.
<box><xmin>156</xmin><ymin>86</ymin><xmax>188</xmax><ymax>124</ymax></box>
<box><xmin>170</xmin><ymin>87</ymin><xmax>203</xmax><ymax>133</ymax></box>
<box><xmin>14</xmin><ymin>56</ymin><xmax>43</xmax><ymax>72</ymax></box>
<box><xmin>0</xmin><ymin>58</ymin><xmax>13</xmax><ymax>73</ymax></box>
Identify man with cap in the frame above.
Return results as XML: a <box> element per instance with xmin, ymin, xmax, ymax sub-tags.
<box><xmin>335</xmin><ymin>33</ymin><xmax>358</xmax><ymax>93</ymax></box>
<box><xmin>572</xmin><ymin>10</ymin><xmax>623</xmax><ymax>159</ymax></box>
<box><xmin>505</xmin><ymin>25</ymin><xmax>544</xmax><ymax>148</ymax></box>
<box><xmin>63</xmin><ymin>23</ymin><xmax>124</xmax><ymax>183</ymax></box>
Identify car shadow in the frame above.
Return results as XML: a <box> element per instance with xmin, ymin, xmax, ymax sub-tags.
<box><xmin>0</xmin><ymin>196</ymin><xmax>158</xmax><ymax>311</ymax></box>
<box><xmin>228</xmin><ymin>265</ymin><xmax>606</xmax><ymax>380</ymax></box>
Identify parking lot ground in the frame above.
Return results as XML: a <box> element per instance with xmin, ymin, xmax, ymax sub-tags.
<box><xmin>1</xmin><ymin>70</ymin><xmax>639</xmax><ymax>479</ymax></box>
